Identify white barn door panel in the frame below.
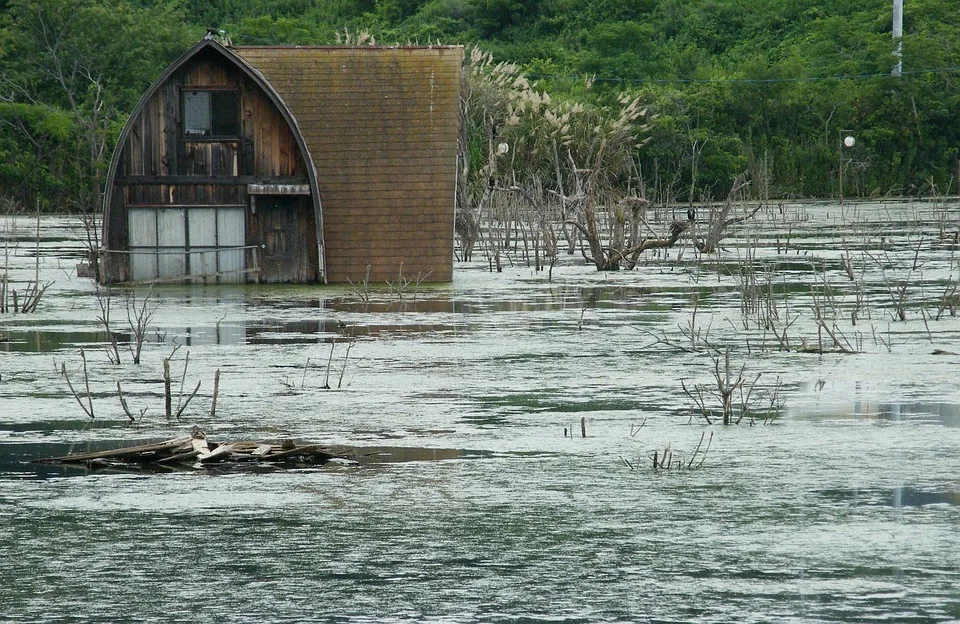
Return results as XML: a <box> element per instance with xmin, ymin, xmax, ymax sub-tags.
<box><xmin>127</xmin><ymin>206</ymin><xmax>246</xmax><ymax>283</ymax></box>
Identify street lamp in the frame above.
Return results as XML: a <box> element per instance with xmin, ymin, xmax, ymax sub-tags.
<box><xmin>839</xmin><ymin>131</ymin><xmax>855</xmax><ymax>205</ymax></box>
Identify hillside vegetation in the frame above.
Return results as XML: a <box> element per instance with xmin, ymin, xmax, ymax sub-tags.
<box><xmin>1</xmin><ymin>0</ymin><xmax>958</xmax><ymax>212</ymax></box>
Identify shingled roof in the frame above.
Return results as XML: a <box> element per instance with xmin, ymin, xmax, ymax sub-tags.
<box><xmin>234</xmin><ymin>45</ymin><xmax>463</xmax><ymax>283</ymax></box>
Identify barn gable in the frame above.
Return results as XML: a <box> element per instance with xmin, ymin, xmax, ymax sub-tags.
<box><xmin>101</xmin><ymin>38</ymin><xmax>463</xmax><ymax>285</ymax></box>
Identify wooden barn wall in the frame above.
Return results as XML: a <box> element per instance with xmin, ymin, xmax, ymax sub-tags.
<box><xmin>236</xmin><ymin>46</ymin><xmax>462</xmax><ymax>283</ymax></box>
<box><xmin>119</xmin><ymin>49</ymin><xmax>306</xmax><ymax>182</ymax></box>
<box><xmin>108</xmin><ymin>47</ymin><xmax>311</xmax><ymax>282</ymax></box>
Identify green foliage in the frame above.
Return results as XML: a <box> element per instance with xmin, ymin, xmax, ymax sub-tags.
<box><xmin>0</xmin><ymin>0</ymin><xmax>198</xmax><ymax>210</ymax></box>
<box><xmin>1</xmin><ymin>0</ymin><xmax>959</xmax><ymax>210</ymax></box>
<box><xmin>0</xmin><ymin>102</ymin><xmax>72</xmax><ymax>140</ymax></box>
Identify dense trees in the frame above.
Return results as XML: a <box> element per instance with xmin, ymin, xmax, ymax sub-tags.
<box><xmin>1</xmin><ymin>0</ymin><xmax>958</xmax><ymax>212</ymax></box>
<box><xmin>0</xmin><ymin>0</ymin><xmax>198</xmax><ymax>210</ymax></box>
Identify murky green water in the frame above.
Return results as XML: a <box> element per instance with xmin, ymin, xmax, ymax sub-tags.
<box><xmin>2</xmin><ymin>205</ymin><xmax>960</xmax><ymax>622</ymax></box>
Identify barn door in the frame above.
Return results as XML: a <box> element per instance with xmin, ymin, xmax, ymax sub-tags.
<box><xmin>128</xmin><ymin>206</ymin><xmax>245</xmax><ymax>283</ymax></box>
<box><xmin>258</xmin><ymin>196</ymin><xmax>300</xmax><ymax>282</ymax></box>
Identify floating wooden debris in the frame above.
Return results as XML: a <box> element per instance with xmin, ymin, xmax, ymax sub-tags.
<box><xmin>34</xmin><ymin>427</ymin><xmax>352</xmax><ymax>472</ymax></box>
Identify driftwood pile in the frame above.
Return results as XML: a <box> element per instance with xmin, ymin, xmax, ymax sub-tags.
<box><xmin>35</xmin><ymin>427</ymin><xmax>350</xmax><ymax>472</ymax></box>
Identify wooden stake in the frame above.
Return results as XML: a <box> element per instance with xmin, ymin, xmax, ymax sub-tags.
<box><xmin>580</xmin><ymin>416</ymin><xmax>586</xmax><ymax>438</ymax></box>
<box><xmin>210</xmin><ymin>368</ymin><xmax>220</xmax><ymax>417</ymax></box>
<box><xmin>163</xmin><ymin>358</ymin><xmax>171</xmax><ymax>419</ymax></box>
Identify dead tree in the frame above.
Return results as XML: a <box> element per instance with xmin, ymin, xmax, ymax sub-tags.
<box><xmin>697</xmin><ymin>175</ymin><xmax>763</xmax><ymax>253</ymax></box>
<box><xmin>456</xmin><ymin>48</ymin><xmax>520</xmax><ymax>261</ymax></box>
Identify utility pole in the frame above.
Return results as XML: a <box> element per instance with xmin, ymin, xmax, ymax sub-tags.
<box><xmin>892</xmin><ymin>0</ymin><xmax>903</xmax><ymax>76</ymax></box>
<box><xmin>839</xmin><ymin>132</ymin><xmax>855</xmax><ymax>205</ymax></box>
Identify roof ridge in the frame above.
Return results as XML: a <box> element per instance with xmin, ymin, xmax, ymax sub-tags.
<box><xmin>232</xmin><ymin>45</ymin><xmax>463</xmax><ymax>51</ymax></box>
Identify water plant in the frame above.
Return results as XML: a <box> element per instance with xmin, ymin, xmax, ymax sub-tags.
<box><xmin>1</xmin><ymin>211</ymin><xmax>52</xmax><ymax>314</ymax></box>
<box><xmin>620</xmin><ymin>431</ymin><xmax>713</xmax><ymax>471</ymax></box>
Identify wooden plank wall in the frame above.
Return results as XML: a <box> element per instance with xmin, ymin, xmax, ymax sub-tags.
<box><xmin>108</xmin><ymin>46</ymin><xmax>312</xmax><ymax>282</ymax></box>
<box><xmin>118</xmin><ymin>49</ymin><xmax>306</xmax><ymax>190</ymax></box>
<box><xmin>236</xmin><ymin>46</ymin><xmax>462</xmax><ymax>283</ymax></box>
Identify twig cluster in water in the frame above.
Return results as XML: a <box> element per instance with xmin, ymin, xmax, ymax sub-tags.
<box><xmin>620</xmin><ymin>431</ymin><xmax>713</xmax><ymax>471</ymax></box>
<box><xmin>59</xmin><ymin>348</ymin><xmax>216</xmax><ymax>427</ymax></box>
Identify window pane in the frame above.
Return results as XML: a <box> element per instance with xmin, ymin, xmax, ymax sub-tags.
<box><xmin>217</xmin><ymin>208</ymin><xmax>246</xmax><ymax>282</ymax></box>
<box><xmin>183</xmin><ymin>91</ymin><xmax>211</xmax><ymax>137</ymax></box>
<box><xmin>129</xmin><ymin>251</ymin><xmax>158</xmax><ymax>281</ymax></box>
<box><xmin>211</xmin><ymin>91</ymin><xmax>239</xmax><ymax>137</ymax></box>
<box><xmin>217</xmin><ymin>208</ymin><xmax>245</xmax><ymax>246</ymax></box>
<box><xmin>189</xmin><ymin>248</ymin><xmax>217</xmax><ymax>278</ymax></box>
<box><xmin>128</xmin><ymin>209</ymin><xmax>158</xmax><ymax>280</ymax></box>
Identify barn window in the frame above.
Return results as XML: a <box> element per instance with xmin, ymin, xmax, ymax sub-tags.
<box><xmin>183</xmin><ymin>89</ymin><xmax>239</xmax><ymax>138</ymax></box>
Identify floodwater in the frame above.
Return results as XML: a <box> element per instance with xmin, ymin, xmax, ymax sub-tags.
<box><xmin>1</xmin><ymin>203</ymin><xmax>960</xmax><ymax>623</ymax></box>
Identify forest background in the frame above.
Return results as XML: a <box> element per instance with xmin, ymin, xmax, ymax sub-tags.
<box><xmin>0</xmin><ymin>0</ymin><xmax>958</xmax><ymax>215</ymax></box>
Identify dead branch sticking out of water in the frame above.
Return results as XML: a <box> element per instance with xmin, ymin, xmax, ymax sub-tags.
<box><xmin>33</xmin><ymin>427</ymin><xmax>347</xmax><ymax>472</ymax></box>
<box><xmin>60</xmin><ymin>350</ymin><xmax>210</xmax><ymax>424</ymax></box>
<box><xmin>697</xmin><ymin>176</ymin><xmax>762</xmax><ymax>254</ymax></box>
<box><xmin>562</xmin><ymin>417</ymin><xmax>588</xmax><ymax>438</ymax></box>
<box><xmin>347</xmin><ymin>264</ymin><xmax>373</xmax><ymax>302</ymax></box>
<box><xmin>116</xmin><ymin>381</ymin><xmax>146</xmax><ymax>423</ymax></box>
<box><xmin>126</xmin><ymin>288</ymin><xmax>158</xmax><ymax>364</ymax></box>
<box><xmin>619</xmin><ymin>431</ymin><xmax>713</xmax><ymax>472</ymax></box>
<box><xmin>1</xmin><ymin>278</ymin><xmax>52</xmax><ymax>314</ymax></box>
<box><xmin>935</xmin><ymin>279</ymin><xmax>958</xmax><ymax>320</ymax></box>
<box><xmin>386</xmin><ymin>263</ymin><xmax>431</xmax><ymax>302</ymax></box>
<box><xmin>1</xmin><ymin>209</ymin><xmax>53</xmax><ymax>314</ymax></box>
<box><xmin>94</xmin><ymin>286</ymin><xmax>122</xmax><ymax>364</ymax></box>
<box><xmin>61</xmin><ymin>348</ymin><xmax>95</xmax><ymax>419</ymax></box>
<box><xmin>172</xmin><ymin>351</ymin><xmax>201</xmax><ymax>421</ymax></box>
<box><xmin>682</xmin><ymin>349</ymin><xmax>784</xmax><ymax>425</ymax></box>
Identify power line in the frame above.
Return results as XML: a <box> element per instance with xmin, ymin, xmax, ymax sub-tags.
<box><xmin>228</xmin><ymin>32</ymin><xmax>960</xmax><ymax>85</ymax></box>
<box><xmin>525</xmin><ymin>65</ymin><xmax>960</xmax><ymax>85</ymax></box>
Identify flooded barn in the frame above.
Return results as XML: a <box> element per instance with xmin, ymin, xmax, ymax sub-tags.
<box><xmin>100</xmin><ymin>36</ymin><xmax>462</xmax><ymax>285</ymax></box>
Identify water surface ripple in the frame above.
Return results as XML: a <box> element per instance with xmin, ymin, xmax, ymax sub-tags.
<box><xmin>2</xmin><ymin>205</ymin><xmax>960</xmax><ymax>622</ymax></box>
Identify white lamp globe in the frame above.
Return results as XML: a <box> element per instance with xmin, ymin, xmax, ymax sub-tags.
<box><xmin>844</xmin><ymin>136</ymin><xmax>856</xmax><ymax>148</ymax></box>
<box><xmin>497</xmin><ymin>142</ymin><xmax>509</xmax><ymax>155</ymax></box>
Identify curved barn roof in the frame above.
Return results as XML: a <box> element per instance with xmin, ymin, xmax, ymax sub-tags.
<box><xmin>102</xmin><ymin>38</ymin><xmax>323</xmax><ymax>265</ymax></box>
<box><xmin>102</xmin><ymin>38</ymin><xmax>463</xmax><ymax>284</ymax></box>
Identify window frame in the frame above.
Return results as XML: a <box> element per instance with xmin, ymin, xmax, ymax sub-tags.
<box><xmin>180</xmin><ymin>87</ymin><xmax>241</xmax><ymax>141</ymax></box>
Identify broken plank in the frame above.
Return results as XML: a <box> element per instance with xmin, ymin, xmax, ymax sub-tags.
<box><xmin>156</xmin><ymin>449</ymin><xmax>201</xmax><ymax>464</ymax></box>
<box><xmin>263</xmin><ymin>444</ymin><xmax>335</xmax><ymax>462</ymax></box>
<box><xmin>197</xmin><ymin>442</ymin><xmax>237</xmax><ymax>463</ymax></box>
<box><xmin>34</xmin><ymin>436</ymin><xmax>193</xmax><ymax>464</ymax></box>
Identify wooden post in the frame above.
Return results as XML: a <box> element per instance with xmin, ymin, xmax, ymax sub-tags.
<box><xmin>892</xmin><ymin>0</ymin><xmax>903</xmax><ymax>76</ymax></box>
<box><xmin>163</xmin><ymin>358</ymin><xmax>171</xmax><ymax>419</ymax></box>
<box><xmin>580</xmin><ymin>416</ymin><xmax>586</xmax><ymax>438</ymax></box>
<box><xmin>210</xmin><ymin>368</ymin><xmax>220</xmax><ymax>417</ymax></box>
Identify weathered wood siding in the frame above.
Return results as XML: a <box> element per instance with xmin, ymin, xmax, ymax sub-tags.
<box><xmin>118</xmin><ymin>48</ymin><xmax>306</xmax><ymax>183</ymax></box>
<box><xmin>106</xmin><ymin>45</ymin><xmax>313</xmax><ymax>283</ymax></box>
<box><xmin>236</xmin><ymin>46</ymin><xmax>462</xmax><ymax>283</ymax></box>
